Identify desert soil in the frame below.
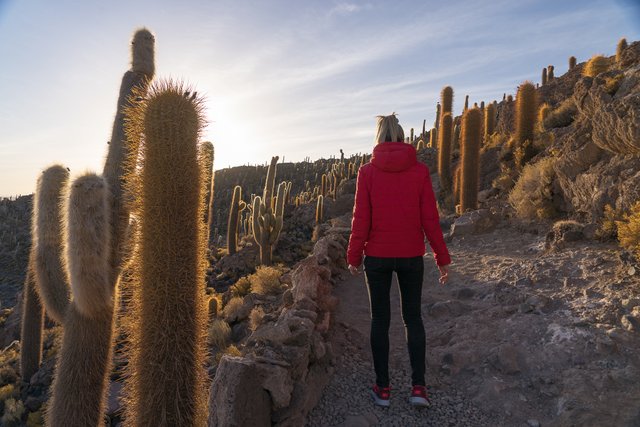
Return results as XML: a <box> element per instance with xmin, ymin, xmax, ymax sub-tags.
<box><xmin>307</xmin><ymin>221</ymin><xmax>640</xmax><ymax>427</ymax></box>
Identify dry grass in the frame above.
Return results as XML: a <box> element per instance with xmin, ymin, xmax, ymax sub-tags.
<box><xmin>222</xmin><ymin>296</ymin><xmax>246</xmax><ymax>322</ymax></box>
<box><xmin>0</xmin><ymin>384</ymin><xmax>16</xmax><ymax>402</ymax></box>
<box><xmin>583</xmin><ymin>55</ymin><xmax>609</xmax><ymax>77</ymax></box>
<box><xmin>616</xmin><ymin>201</ymin><xmax>640</xmax><ymax>259</ymax></box>
<box><xmin>249</xmin><ymin>306</ymin><xmax>265</xmax><ymax>332</ymax></box>
<box><xmin>230</xmin><ymin>277</ymin><xmax>252</xmax><ymax>298</ymax></box>
<box><xmin>248</xmin><ymin>265</ymin><xmax>283</xmax><ymax>295</ymax></box>
<box><xmin>214</xmin><ymin>345</ymin><xmax>242</xmax><ymax>365</ymax></box>
<box><xmin>543</xmin><ymin>99</ymin><xmax>577</xmax><ymax>130</ymax></box>
<box><xmin>207</xmin><ymin>318</ymin><xmax>231</xmax><ymax>350</ymax></box>
<box><xmin>604</xmin><ymin>74</ymin><xmax>624</xmax><ymax>95</ymax></box>
<box><xmin>597</xmin><ymin>204</ymin><xmax>624</xmax><ymax>240</ymax></box>
<box><xmin>508</xmin><ymin>157</ymin><xmax>557</xmax><ymax>220</ymax></box>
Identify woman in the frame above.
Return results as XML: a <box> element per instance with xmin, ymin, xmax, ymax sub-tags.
<box><xmin>347</xmin><ymin>113</ymin><xmax>451</xmax><ymax>408</ymax></box>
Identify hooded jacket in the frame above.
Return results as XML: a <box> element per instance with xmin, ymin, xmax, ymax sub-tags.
<box><xmin>346</xmin><ymin>141</ymin><xmax>451</xmax><ymax>267</ymax></box>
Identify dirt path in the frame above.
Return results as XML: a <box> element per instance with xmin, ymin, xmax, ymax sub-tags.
<box><xmin>307</xmin><ymin>222</ymin><xmax>640</xmax><ymax>426</ymax></box>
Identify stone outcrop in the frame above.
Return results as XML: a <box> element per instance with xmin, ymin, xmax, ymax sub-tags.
<box><xmin>208</xmin><ymin>229</ymin><xmax>347</xmax><ymax>427</ymax></box>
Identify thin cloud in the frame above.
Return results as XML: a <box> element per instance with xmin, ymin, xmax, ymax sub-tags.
<box><xmin>328</xmin><ymin>2</ymin><xmax>371</xmax><ymax>16</ymax></box>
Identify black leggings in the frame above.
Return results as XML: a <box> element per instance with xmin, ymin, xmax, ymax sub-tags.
<box><xmin>363</xmin><ymin>255</ymin><xmax>426</xmax><ymax>387</ymax></box>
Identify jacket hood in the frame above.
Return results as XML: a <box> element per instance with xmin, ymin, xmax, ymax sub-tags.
<box><xmin>370</xmin><ymin>141</ymin><xmax>417</xmax><ymax>172</ymax></box>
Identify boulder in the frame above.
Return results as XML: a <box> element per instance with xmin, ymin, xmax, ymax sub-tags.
<box><xmin>450</xmin><ymin>209</ymin><xmax>499</xmax><ymax>237</ymax></box>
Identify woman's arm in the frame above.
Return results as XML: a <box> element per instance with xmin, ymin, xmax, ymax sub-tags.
<box><xmin>420</xmin><ymin>169</ymin><xmax>451</xmax><ymax>267</ymax></box>
<box><xmin>347</xmin><ymin>167</ymin><xmax>371</xmax><ymax>267</ymax></box>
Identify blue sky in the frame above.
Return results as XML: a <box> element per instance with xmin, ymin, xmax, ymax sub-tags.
<box><xmin>0</xmin><ymin>0</ymin><xmax>638</xmax><ymax>197</ymax></box>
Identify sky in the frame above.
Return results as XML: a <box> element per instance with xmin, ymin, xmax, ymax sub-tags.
<box><xmin>0</xmin><ymin>0</ymin><xmax>639</xmax><ymax>197</ymax></box>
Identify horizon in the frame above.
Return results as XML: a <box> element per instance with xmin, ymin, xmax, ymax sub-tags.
<box><xmin>1</xmin><ymin>0</ymin><xmax>639</xmax><ymax>197</ymax></box>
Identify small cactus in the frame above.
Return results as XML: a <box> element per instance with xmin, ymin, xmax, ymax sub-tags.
<box><xmin>227</xmin><ymin>185</ymin><xmax>246</xmax><ymax>255</ymax></box>
<box><xmin>616</xmin><ymin>37</ymin><xmax>627</xmax><ymax>64</ymax></box>
<box><xmin>316</xmin><ymin>195</ymin><xmax>324</xmax><ymax>224</ymax></box>
<box><xmin>541</xmin><ymin>67</ymin><xmax>547</xmax><ymax>85</ymax></box>
<box><xmin>20</xmin><ymin>255</ymin><xmax>44</xmax><ymax>382</ymax></box>
<box><xmin>484</xmin><ymin>102</ymin><xmax>496</xmax><ymax>144</ymax></box>
<box><xmin>438</xmin><ymin>113</ymin><xmax>453</xmax><ymax>193</ymax></box>
<box><xmin>547</xmin><ymin>65</ymin><xmax>554</xmax><ymax>80</ymax></box>
<box><xmin>569</xmin><ymin>56</ymin><xmax>577</xmax><ymax>70</ymax></box>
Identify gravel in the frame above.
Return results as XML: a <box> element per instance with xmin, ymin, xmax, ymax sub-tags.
<box><xmin>306</xmin><ymin>341</ymin><xmax>501</xmax><ymax>427</ymax></box>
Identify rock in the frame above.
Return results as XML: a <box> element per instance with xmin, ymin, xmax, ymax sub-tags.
<box><xmin>488</xmin><ymin>345</ymin><xmax>522</xmax><ymax>375</ymax></box>
<box><xmin>621</xmin><ymin>315</ymin><xmax>640</xmax><ymax>332</ymax></box>
<box><xmin>450</xmin><ymin>209</ymin><xmax>498</xmax><ymax>237</ymax></box>
<box><xmin>339</xmin><ymin>414</ymin><xmax>371</xmax><ymax>427</ymax></box>
<box><xmin>514</xmin><ymin>277</ymin><xmax>533</xmax><ymax>287</ymax></box>
<box><xmin>428</xmin><ymin>300</ymin><xmax>469</xmax><ymax>319</ymax></box>
<box><xmin>208</xmin><ymin>356</ymin><xmax>271</xmax><ymax>427</ymax></box>
<box><xmin>257</xmin><ymin>363</ymin><xmax>294</xmax><ymax>410</ymax></box>
<box><xmin>454</xmin><ymin>288</ymin><xmax>475</xmax><ymax>300</ymax></box>
<box><xmin>527</xmin><ymin>419</ymin><xmax>541</xmax><ymax>427</ymax></box>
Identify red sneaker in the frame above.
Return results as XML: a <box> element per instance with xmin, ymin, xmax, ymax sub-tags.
<box><xmin>370</xmin><ymin>384</ymin><xmax>391</xmax><ymax>407</ymax></box>
<box><xmin>409</xmin><ymin>385</ymin><xmax>430</xmax><ymax>407</ymax></box>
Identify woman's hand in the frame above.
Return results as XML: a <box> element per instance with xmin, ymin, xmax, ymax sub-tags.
<box><xmin>438</xmin><ymin>265</ymin><xmax>449</xmax><ymax>285</ymax></box>
<box><xmin>348</xmin><ymin>264</ymin><xmax>361</xmax><ymax>276</ymax></box>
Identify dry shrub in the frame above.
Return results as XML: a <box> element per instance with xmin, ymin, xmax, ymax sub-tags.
<box><xmin>543</xmin><ymin>98</ymin><xmax>577</xmax><ymax>130</ymax></box>
<box><xmin>508</xmin><ymin>157</ymin><xmax>557</xmax><ymax>220</ymax></box>
<box><xmin>0</xmin><ymin>384</ymin><xmax>16</xmax><ymax>401</ymax></box>
<box><xmin>230</xmin><ymin>277</ymin><xmax>251</xmax><ymax>298</ymax></box>
<box><xmin>214</xmin><ymin>345</ymin><xmax>242</xmax><ymax>365</ymax></box>
<box><xmin>222</xmin><ymin>296</ymin><xmax>246</xmax><ymax>323</ymax></box>
<box><xmin>249</xmin><ymin>306</ymin><xmax>265</xmax><ymax>332</ymax></box>
<box><xmin>1</xmin><ymin>398</ymin><xmax>25</xmax><ymax>426</ymax></box>
<box><xmin>583</xmin><ymin>55</ymin><xmax>609</xmax><ymax>77</ymax></box>
<box><xmin>249</xmin><ymin>265</ymin><xmax>283</xmax><ymax>295</ymax></box>
<box><xmin>597</xmin><ymin>204</ymin><xmax>624</xmax><ymax>240</ymax></box>
<box><xmin>616</xmin><ymin>201</ymin><xmax>640</xmax><ymax>259</ymax></box>
<box><xmin>207</xmin><ymin>318</ymin><xmax>231</xmax><ymax>350</ymax></box>
<box><xmin>604</xmin><ymin>74</ymin><xmax>624</xmax><ymax>95</ymax></box>
<box><xmin>483</xmin><ymin>132</ymin><xmax>508</xmax><ymax>151</ymax></box>
<box><xmin>27</xmin><ymin>410</ymin><xmax>44</xmax><ymax>427</ymax></box>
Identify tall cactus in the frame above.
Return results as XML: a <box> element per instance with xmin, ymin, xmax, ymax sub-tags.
<box><xmin>20</xmin><ymin>255</ymin><xmax>44</xmax><ymax>382</ymax></box>
<box><xmin>47</xmin><ymin>174</ymin><xmax>116</xmax><ymax>427</ymax></box>
<box><xmin>429</xmin><ymin>127</ymin><xmax>438</xmax><ymax>151</ymax></box>
<box><xmin>103</xmin><ymin>28</ymin><xmax>155</xmax><ymax>289</ymax></box>
<box><xmin>514</xmin><ymin>81</ymin><xmax>538</xmax><ymax>168</ymax></box>
<box><xmin>123</xmin><ymin>81</ymin><xmax>208</xmax><ymax>426</ymax></box>
<box><xmin>227</xmin><ymin>185</ymin><xmax>246</xmax><ymax>255</ymax></box>
<box><xmin>316</xmin><ymin>194</ymin><xmax>324</xmax><ymax>224</ymax></box>
<box><xmin>438</xmin><ymin>113</ymin><xmax>453</xmax><ymax>193</ymax></box>
<box><xmin>263</xmin><ymin>156</ymin><xmax>279</xmax><ymax>210</ymax></box>
<box><xmin>464</xmin><ymin>95</ymin><xmax>469</xmax><ymax>112</ymax></box>
<box><xmin>33</xmin><ymin>165</ymin><xmax>70</xmax><ymax>324</ymax></box>
<box><xmin>547</xmin><ymin>65</ymin><xmax>554</xmax><ymax>81</ymax></box>
<box><xmin>616</xmin><ymin>38</ymin><xmax>627</xmax><ymax>64</ymax></box>
<box><xmin>441</xmin><ymin>86</ymin><xmax>453</xmax><ymax>118</ymax></box>
<box><xmin>460</xmin><ymin>108</ymin><xmax>482</xmax><ymax>212</ymax></box>
<box><xmin>434</xmin><ymin>103</ymin><xmax>441</xmax><ymax>129</ymax></box>
<box><xmin>252</xmin><ymin>181</ymin><xmax>286</xmax><ymax>265</ymax></box>
<box><xmin>200</xmin><ymin>141</ymin><xmax>214</xmax><ymax>225</ymax></box>
<box><xmin>484</xmin><ymin>102</ymin><xmax>496</xmax><ymax>143</ymax></box>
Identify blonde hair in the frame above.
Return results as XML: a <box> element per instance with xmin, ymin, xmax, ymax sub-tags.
<box><xmin>374</xmin><ymin>113</ymin><xmax>405</xmax><ymax>144</ymax></box>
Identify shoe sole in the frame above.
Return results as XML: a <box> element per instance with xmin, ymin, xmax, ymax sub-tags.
<box><xmin>370</xmin><ymin>390</ymin><xmax>390</xmax><ymax>407</ymax></box>
<box><xmin>409</xmin><ymin>396</ymin><xmax>430</xmax><ymax>407</ymax></box>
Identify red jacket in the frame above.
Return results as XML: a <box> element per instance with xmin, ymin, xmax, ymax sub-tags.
<box><xmin>347</xmin><ymin>141</ymin><xmax>451</xmax><ymax>267</ymax></box>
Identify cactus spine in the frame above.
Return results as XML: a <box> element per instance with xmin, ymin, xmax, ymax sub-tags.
<box><xmin>438</xmin><ymin>113</ymin><xmax>453</xmax><ymax>193</ymax></box>
<box><xmin>460</xmin><ymin>108</ymin><xmax>482</xmax><ymax>212</ymax></box>
<box><xmin>20</xmin><ymin>255</ymin><xmax>44</xmax><ymax>382</ymax></box>
<box><xmin>33</xmin><ymin>165</ymin><xmax>71</xmax><ymax>324</ymax></box>
<box><xmin>124</xmin><ymin>82</ymin><xmax>208</xmax><ymax>426</ymax></box>
<box><xmin>227</xmin><ymin>185</ymin><xmax>246</xmax><ymax>255</ymax></box>
<box><xmin>48</xmin><ymin>174</ymin><xmax>116</xmax><ymax>427</ymax></box>
<box><xmin>316</xmin><ymin>194</ymin><xmax>324</xmax><ymax>224</ymax></box>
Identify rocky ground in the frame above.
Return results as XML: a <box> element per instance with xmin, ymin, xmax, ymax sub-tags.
<box><xmin>307</xmin><ymin>215</ymin><xmax>640</xmax><ymax>427</ymax></box>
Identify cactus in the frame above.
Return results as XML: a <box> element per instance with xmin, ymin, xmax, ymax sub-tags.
<box><xmin>429</xmin><ymin>127</ymin><xmax>438</xmax><ymax>151</ymax></box>
<box><xmin>569</xmin><ymin>56</ymin><xmax>577</xmax><ymax>70</ymax></box>
<box><xmin>538</xmin><ymin>103</ymin><xmax>551</xmax><ymax>131</ymax></box>
<box><xmin>484</xmin><ymin>102</ymin><xmax>496</xmax><ymax>142</ymax></box>
<box><xmin>316</xmin><ymin>195</ymin><xmax>324</xmax><ymax>224</ymax></box>
<box><xmin>227</xmin><ymin>185</ymin><xmax>246</xmax><ymax>255</ymax></box>
<box><xmin>434</xmin><ymin>103</ymin><xmax>441</xmax><ymax>129</ymax></box>
<box><xmin>20</xmin><ymin>255</ymin><xmax>44</xmax><ymax>382</ymax></box>
<box><xmin>33</xmin><ymin>165</ymin><xmax>71</xmax><ymax>324</ymax></box>
<box><xmin>464</xmin><ymin>95</ymin><xmax>469</xmax><ymax>112</ymax></box>
<box><xmin>584</xmin><ymin>55</ymin><xmax>609</xmax><ymax>77</ymax></box>
<box><xmin>208</xmin><ymin>296</ymin><xmax>218</xmax><ymax>320</ymax></box>
<box><xmin>422</xmin><ymin>119</ymin><xmax>426</xmax><ymax>139</ymax></box>
<box><xmin>263</xmin><ymin>156</ymin><xmax>279</xmax><ymax>210</ymax></box>
<box><xmin>453</xmin><ymin>164</ymin><xmax>461</xmax><ymax>209</ymax></box>
<box><xmin>452</xmin><ymin>122</ymin><xmax>461</xmax><ymax>152</ymax></box>
<box><xmin>441</xmin><ymin>86</ymin><xmax>453</xmax><ymax>117</ymax></box>
<box><xmin>460</xmin><ymin>108</ymin><xmax>482</xmax><ymax>212</ymax></box>
<box><xmin>47</xmin><ymin>174</ymin><xmax>116</xmax><ymax>427</ymax></box>
<box><xmin>616</xmin><ymin>38</ymin><xmax>627</xmax><ymax>64</ymax></box>
<box><xmin>123</xmin><ymin>81</ymin><xmax>208</xmax><ymax>426</ymax></box>
<box><xmin>438</xmin><ymin>113</ymin><xmax>453</xmax><ymax>193</ymax></box>
<box><xmin>103</xmin><ymin>28</ymin><xmax>155</xmax><ymax>290</ymax></box>
<box><xmin>252</xmin><ymin>181</ymin><xmax>286</xmax><ymax>265</ymax></box>
<box><xmin>541</xmin><ymin>67</ymin><xmax>547</xmax><ymax>85</ymax></box>
<box><xmin>515</xmin><ymin>81</ymin><xmax>538</xmax><ymax>151</ymax></box>
<box><xmin>547</xmin><ymin>65</ymin><xmax>554</xmax><ymax>81</ymax></box>
<box><xmin>410</xmin><ymin>128</ymin><xmax>414</xmax><ymax>141</ymax></box>
<box><xmin>200</xmin><ymin>141</ymin><xmax>214</xmax><ymax>225</ymax></box>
